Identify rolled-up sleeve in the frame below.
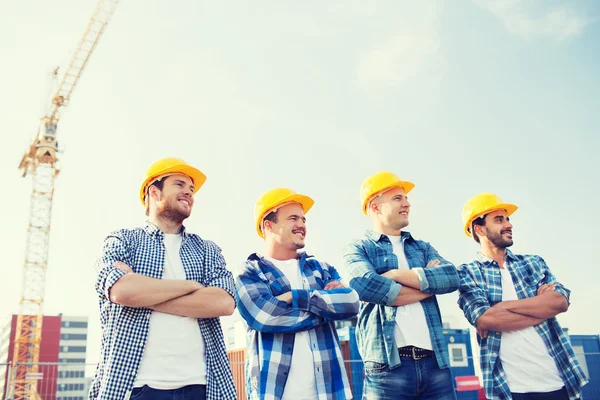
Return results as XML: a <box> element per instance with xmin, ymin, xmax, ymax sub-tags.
<box><xmin>95</xmin><ymin>233</ymin><xmax>129</xmax><ymax>301</ymax></box>
<box><xmin>203</xmin><ymin>240</ymin><xmax>236</xmax><ymax>302</ymax></box>
<box><xmin>343</xmin><ymin>241</ymin><xmax>402</xmax><ymax>306</ymax></box>
<box><xmin>417</xmin><ymin>243</ymin><xmax>459</xmax><ymax>295</ymax></box>
<box><xmin>537</xmin><ymin>256</ymin><xmax>571</xmax><ymax>305</ymax></box>
<box><xmin>457</xmin><ymin>263</ymin><xmax>491</xmax><ymax>327</ymax></box>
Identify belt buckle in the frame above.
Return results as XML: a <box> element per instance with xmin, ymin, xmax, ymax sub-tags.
<box><xmin>412</xmin><ymin>347</ymin><xmax>424</xmax><ymax>360</ymax></box>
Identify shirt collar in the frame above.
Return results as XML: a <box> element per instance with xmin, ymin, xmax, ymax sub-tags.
<box><xmin>248</xmin><ymin>251</ymin><xmax>310</xmax><ymax>263</ymax></box>
<box><xmin>365</xmin><ymin>229</ymin><xmax>413</xmax><ymax>243</ymax></box>
<box><xmin>143</xmin><ymin>220</ymin><xmax>188</xmax><ymax>239</ymax></box>
<box><xmin>475</xmin><ymin>248</ymin><xmax>517</xmax><ymax>264</ymax></box>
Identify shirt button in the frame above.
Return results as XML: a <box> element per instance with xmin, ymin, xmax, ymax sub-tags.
<box><xmin>387</xmin><ymin>336</ymin><xmax>391</xmax><ymax>339</ymax></box>
<box><xmin>139</xmin><ymin>342</ymin><xmax>144</xmax><ymax>347</ymax></box>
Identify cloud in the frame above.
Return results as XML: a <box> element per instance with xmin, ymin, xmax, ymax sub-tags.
<box><xmin>474</xmin><ymin>0</ymin><xmax>592</xmax><ymax>40</ymax></box>
<box><xmin>356</xmin><ymin>2</ymin><xmax>446</xmax><ymax>88</ymax></box>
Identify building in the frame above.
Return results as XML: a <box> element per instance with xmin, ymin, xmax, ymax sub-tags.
<box><xmin>570</xmin><ymin>334</ymin><xmax>600</xmax><ymax>399</ymax></box>
<box><xmin>0</xmin><ymin>315</ymin><xmax>88</xmax><ymax>400</ymax></box>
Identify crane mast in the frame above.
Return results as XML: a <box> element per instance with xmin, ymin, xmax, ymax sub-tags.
<box><xmin>10</xmin><ymin>1</ymin><xmax>119</xmax><ymax>399</ymax></box>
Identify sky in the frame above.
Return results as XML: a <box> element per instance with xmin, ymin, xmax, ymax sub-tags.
<box><xmin>1</xmin><ymin>0</ymin><xmax>599</xmax><ymax>368</ymax></box>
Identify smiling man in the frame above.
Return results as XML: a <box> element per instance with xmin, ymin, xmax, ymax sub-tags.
<box><xmin>342</xmin><ymin>171</ymin><xmax>459</xmax><ymax>400</ymax></box>
<box><xmin>90</xmin><ymin>157</ymin><xmax>236</xmax><ymax>400</ymax></box>
<box><xmin>236</xmin><ymin>187</ymin><xmax>360</xmax><ymax>400</ymax></box>
<box><xmin>457</xmin><ymin>193</ymin><xmax>587</xmax><ymax>400</ymax></box>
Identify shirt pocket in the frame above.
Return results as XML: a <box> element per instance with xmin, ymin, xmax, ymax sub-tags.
<box><xmin>522</xmin><ymin>270</ymin><xmax>546</xmax><ymax>296</ymax></box>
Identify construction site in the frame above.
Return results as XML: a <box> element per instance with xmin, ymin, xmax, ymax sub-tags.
<box><xmin>2</xmin><ymin>1</ymin><xmax>599</xmax><ymax>399</ymax></box>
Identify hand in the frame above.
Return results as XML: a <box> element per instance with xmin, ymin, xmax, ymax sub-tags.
<box><xmin>324</xmin><ymin>281</ymin><xmax>345</xmax><ymax>290</ymax></box>
<box><xmin>113</xmin><ymin>261</ymin><xmax>133</xmax><ymax>274</ymax></box>
<box><xmin>276</xmin><ymin>292</ymin><xmax>293</xmax><ymax>304</ymax></box>
<box><xmin>426</xmin><ymin>259</ymin><xmax>440</xmax><ymax>267</ymax></box>
<box><xmin>537</xmin><ymin>284</ymin><xmax>556</xmax><ymax>295</ymax></box>
<box><xmin>477</xmin><ymin>326</ymin><xmax>488</xmax><ymax>339</ymax></box>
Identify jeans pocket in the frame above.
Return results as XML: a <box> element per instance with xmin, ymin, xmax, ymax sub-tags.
<box><xmin>130</xmin><ymin>385</ymin><xmax>150</xmax><ymax>400</ymax></box>
<box><xmin>364</xmin><ymin>361</ymin><xmax>388</xmax><ymax>376</ymax></box>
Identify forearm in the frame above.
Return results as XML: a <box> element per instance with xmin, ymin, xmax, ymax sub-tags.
<box><xmin>499</xmin><ymin>292</ymin><xmax>568</xmax><ymax>319</ymax></box>
<box><xmin>391</xmin><ymin>286</ymin><xmax>432</xmax><ymax>306</ymax></box>
<box><xmin>476</xmin><ymin>307</ymin><xmax>544</xmax><ymax>331</ymax></box>
<box><xmin>109</xmin><ymin>274</ymin><xmax>198</xmax><ymax>307</ymax></box>
<box><xmin>151</xmin><ymin>287</ymin><xmax>235</xmax><ymax>318</ymax></box>
<box><xmin>385</xmin><ymin>270</ymin><xmax>421</xmax><ymax>290</ymax></box>
<box><xmin>279</xmin><ymin>289</ymin><xmax>360</xmax><ymax>321</ymax></box>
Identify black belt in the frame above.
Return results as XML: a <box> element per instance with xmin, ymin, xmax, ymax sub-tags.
<box><xmin>398</xmin><ymin>346</ymin><xmax>434</xmax><ymax>360</ymax></box>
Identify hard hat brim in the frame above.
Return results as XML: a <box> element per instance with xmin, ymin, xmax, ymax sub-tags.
<box><xmin>362</xmin><ymin>180</ymin><xmax>415</xmax><ymax>215</ymax></box>
<box><xmin>256</xmin><ymin>193</ymin><xmax>314</xmax><ymax>238</ymax></box>
<box><xmin>140</xmin><ymin>165</ymin><xmax>207</xmax><ymax>206</ymax></box>
<box><xmin>464</xmin><ymin>203</ymin><xmax>518</xmax><ymax>237</ymax></box>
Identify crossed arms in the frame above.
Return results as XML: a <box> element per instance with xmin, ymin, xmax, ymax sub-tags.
<box><xmin>235</xmin><ymin>261</ymin><xmax>360</xmax><ymax>333</ymax></box>
<box><xmin>457</xmin><ymin>259</ymin><xmax>569</xmax><ymax>338</ymax></box>
<box><xmin>95</xmin><ymin>234</ymin><xmax>235</xmax><ymax>319</ymax></box>
<box><xmin>342</xmin><ymin>241</ymin><xmax>459</xmax><ymax>307</ymax></box>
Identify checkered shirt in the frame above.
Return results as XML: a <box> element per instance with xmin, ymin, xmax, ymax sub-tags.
<box><xmin>90</xmin><ymin>222</ymin><xmax>237</xmax><ymax>400</ymax></box>
<box><xmin>235</xmin><ymin>252</ymin><xmax>360</xmax><ymax>400</ymax></box>
<box><xmin>457</xmin><ymin>250</ymin><xmax>588</xmax><ymax>400</ymax></box>
<box><xmin>342</xmin><ymin>230</ymin><xmax>459</xmax><ymax>369</ymax></box>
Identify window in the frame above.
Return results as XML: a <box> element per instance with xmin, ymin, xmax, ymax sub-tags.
<box><xmin>61</xmin><ymin>333</ymin><xmax>87</xmax><ymax>340</ymax></box>
<box><xmin>572</xmin><ymin>345</ymin><xmax>589</xmax><ymax>378</ymax></box>
<box><xmin>227</xmin><ymin>327</ymin><xmax>235</xmax><ymax>346</ymax></box>
<box><xmin>448</xmin><ymin>343</ymin><xmax>468</xmax><ymax>367</ymax></box>
<box><xmin>62</xmin><ymin>321</ymin><xmax>88</xmax><ymax>328</ymax></box>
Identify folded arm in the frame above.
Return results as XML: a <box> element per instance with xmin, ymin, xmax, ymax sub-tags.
<box><xmin>391</xmin><ymin>285</ymin><xmax>433</xmax><ymax>306</ymax></box>
<box><xmin>150</xmin><ymin>287</ymin><xmax>235</xmax><ymax>318</ymax></box>
<box><xmin>95</xmin><ymin>235</ymin><xmax>199</xmax><ymax>308</ymax></box>
<box><xmin>343</xmin><ymin>242</ymin><xmax>403</xmax><ymax>306</ymax></box>
<box><xmin>110</xmin><ymin>272</ymin><xmax>201</xmax><ymax>307</ymax></box>
<box><xmin>151</xmin><ymin>240</ymin><xmax>236</xmax><ymax>318</ymax></box>
<box><xmin>236</xmin><ymin>267</ymin><xmax>328</xmax><ymax>333</ymax></box>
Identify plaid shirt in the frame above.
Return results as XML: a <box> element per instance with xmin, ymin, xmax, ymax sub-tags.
<box><xmin>457</xmin><ymin>250</ymin><xmax>588</xmax><ymax>400</ymax></box>
<box><xmin>90</xmin><ymin>222</ymin><xmax>237</xmax><ymax>400</ymax></box>
<box><xmin>342</xmin><ymin>230</ymin><xmax>459</xmax><ymax>369</ymax></box>
<box><xmin>235</xmin><ymin>252</ymin><xmax>360</xmax><ymax>400</ymax></box>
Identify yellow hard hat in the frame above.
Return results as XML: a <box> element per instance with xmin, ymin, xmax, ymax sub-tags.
<box><xmin>360</xmin><ymin>171</ymin><xmax>415</xmax><ymax>215</ymax></box>
<box><xmin>462</xmin><ymin>193</ymin><xmax>518</xmax><ymax>237</ymax></box>
<box><xmin>254</xmin><ymin>187</ymin><xmax>314</xmax><ymax>238</ymax></box>
<box><xmin>140</xmin><ymin>157</ymin><xmax>207</xmax><ymax>206</ymax></box>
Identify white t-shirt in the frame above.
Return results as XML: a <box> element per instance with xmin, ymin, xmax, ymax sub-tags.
<box><xmin>499</xmin><ymin>265</ymin><xmax>564</xmax><ymax>393</ymax></box>
<box><xmin>264</xmin><ymin>256</ymin><xmax>318</xmax><ymax>400</ymax></box>
<box><xmin>388</xmin><ymin>235</ymin><xmax>433</xmax><ymax>350</ymax></box>
<box><xmin>134</xmin><ymin>233</ymin><xmax>207</xmax><ymax>389</ymax></box>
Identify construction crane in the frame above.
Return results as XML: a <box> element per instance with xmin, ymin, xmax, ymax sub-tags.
<box><xmin>10</xmin><ymin>1</ymin><xmax>119</xmax><ymax>399</ymax></box>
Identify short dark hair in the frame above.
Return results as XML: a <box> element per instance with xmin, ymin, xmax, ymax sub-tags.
<box><xmin>261</xmin><ymin>210</ymin><xmax>279</xmax><ymax>234</ymax></box>
<box><xmin>144</xmin><ymin>178</ymin><xmax>166</xmax><ymax>216</ymax></box>
<box><xmin>471</xmin><ymin>215</ymin><xmax>486</xmax><ymax>243</ymax></box>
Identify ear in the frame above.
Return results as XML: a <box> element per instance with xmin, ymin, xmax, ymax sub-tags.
<box><xmin>369</xmin><ymin>200</ymin><xmax>379</xmax><ymax>214</ymax></box>
<box><xmin>473</xmin><ymin>224</ymin><xmax>485</xmax><ymax>238</ymax></box>
<box><xmin>148</xmin><ymin>185</ymin><xmax>162</xmax><ymax>203</ymax></box>
<box><xmin>263</xmin><ymin>220</ymin><xmax>272</xmax><ymax>234</ymax></box>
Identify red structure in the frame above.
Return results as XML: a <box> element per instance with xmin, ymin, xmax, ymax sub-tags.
<box><xmin>2</xmin><ymin>315</ymin><xmax>61</xmax><ymax>400</ymax></box>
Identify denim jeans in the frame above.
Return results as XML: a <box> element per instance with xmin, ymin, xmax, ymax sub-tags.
<box><xmin>131</xmin><ymin>384</ymin><xmax>207</xmax><ymax>400</ymax></box>
<box><xmin>511</xmin><ymin>387</ymin><xmax>569</xmax><ymax>400</ymax></box>
<box><xmin>362</xmin><ymin>356</ymin><xmax>456</xmax><ymax>400</ymax></box>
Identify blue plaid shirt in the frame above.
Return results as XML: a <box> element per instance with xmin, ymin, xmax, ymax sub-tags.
<box><xmin>235</xmin><ymin>252</ymin><xmax>360</xmax><ymax>400</ymax></box>
<box><xmin>90</xmin><ymin>222</ymin><xmax>237</xmax><ymax>400</ymax></box>
<box><xmin>342</xmin><ymin>230</ymin><xmax>459</xmax><ymax>369</ymax></box>
<box><xmin>457</xmin><ymin>250</ymin><xmax>588</xmax><ymax>400</ymax></box>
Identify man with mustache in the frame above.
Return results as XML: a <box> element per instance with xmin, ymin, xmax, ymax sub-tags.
<box><xmin>457</xmin><ymin>193</ymin><xmax>587</xmax><ymax>400</ymax></box>
<box><xmin>343</xmin><ymin>171</ymin><xmax>459</xmax><ymax>400</ymax></box>
<box><xmin>236</xmin><ymin>187</ymin><xmax>360</xmax><ymax>400</ymax></box>
<box><xmin>90</xmin><ymin>157</ymin><xmax>236</xmax><ymax>400</ymax></box>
